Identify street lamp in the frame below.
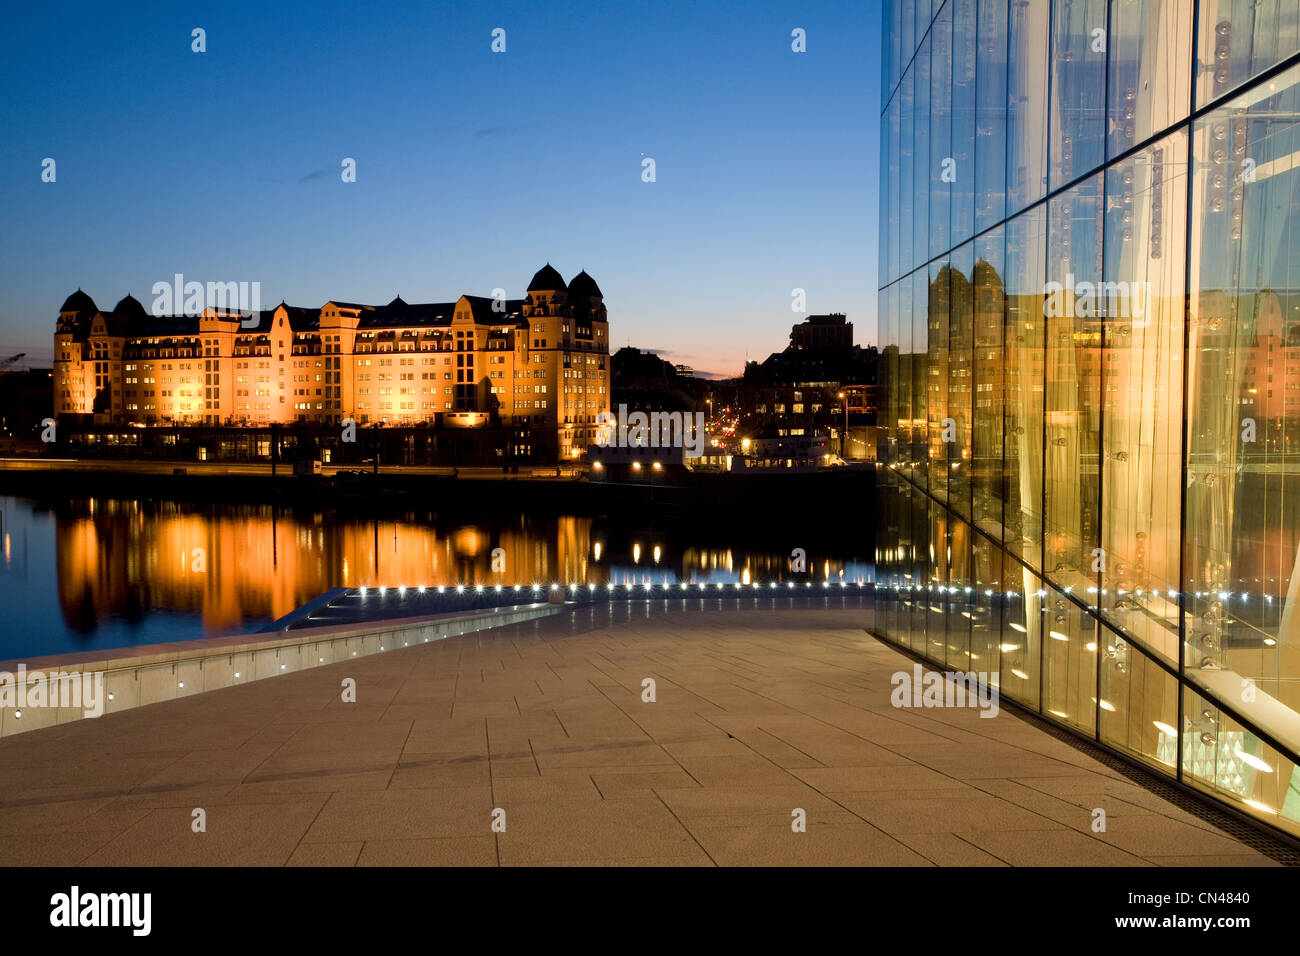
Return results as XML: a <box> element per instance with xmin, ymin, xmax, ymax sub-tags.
<box><xmin>837</xmin><ymin>391</ymin><xmax>847</xmax><ymax>459</ymax></box>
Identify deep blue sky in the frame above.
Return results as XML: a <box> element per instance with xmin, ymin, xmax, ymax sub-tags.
<box><xmin>0</xmin><ymin>0</ymin><xmax>880</xmax><ymax>377</ymax></box>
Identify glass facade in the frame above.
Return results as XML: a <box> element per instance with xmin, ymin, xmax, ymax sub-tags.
<box><xmin>877</xmin><ymin>0</ymin><xmax>1300</xmax><ymax>836</ymax></box>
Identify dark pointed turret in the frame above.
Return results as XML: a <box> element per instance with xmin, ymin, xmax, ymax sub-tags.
<box><xmin>567</xmin><ymin>270</ymin><xmax>602</xmax><ymax>298</ymax></box>
<box><xmin>112</xmin><ymin>294</ymin><xmax>148</xmax><ymax>321</ymax></box>
<box><xmin>59</xmin><ymin>289</ymin><xmax>97</xmax><ymax>316</ymax></box>
<box><xmin>527</xmin><ymin>263</ymin><xmax>566</xmax><ymax>292</ymax></box>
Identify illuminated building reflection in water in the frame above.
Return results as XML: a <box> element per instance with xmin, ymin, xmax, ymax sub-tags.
<box><xmin>0</xmin><ymin>496</ymin><xmax>868</xmax><ymax>657</ymax></box>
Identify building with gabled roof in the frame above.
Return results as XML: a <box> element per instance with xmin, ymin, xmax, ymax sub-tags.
<box><xmin>53</xmin><ymin>265</ymin><xmax>610</xmax><ymax>460</ymax></box>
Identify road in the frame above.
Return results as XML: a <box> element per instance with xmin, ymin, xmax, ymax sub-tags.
<box><xmin>0</xmin><ymin>458</ymin><xmax>584</xmax><ymax>480</ymax></box>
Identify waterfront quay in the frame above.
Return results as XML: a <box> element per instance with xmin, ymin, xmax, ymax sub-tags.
<box><xmin>0</xmin><ymin>455</ymin><xmax>877</xmax><ymax>517</ymax></box>
<box><xmin>0</xmin><ymin>600</ymin><xmax>1282</xmax><ymax>867</ymax></box>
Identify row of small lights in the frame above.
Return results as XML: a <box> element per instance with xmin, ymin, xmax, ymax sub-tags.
<box><xmin>356</xmin><ymin>581</ymin><xmax>871</xmax><ymax>596</ymax></box>
<box><xmin>590</xmin><ymin>461</ymin><xmax>663</xmax><ymax>472</ymax></box>
<box><xmin>8</xmin><ymin>632</ymin><xmax>458</xmax><ymax>720</ymax></box>
<box><xmin>342</xmin><ymin>582</ymin><xmax>1274</xmax><ymax>604</ymax></box>
<box><xmin>883</xmin><ymin>583</ymin><xmax>1268</xmax><ymax>602</ymax></box>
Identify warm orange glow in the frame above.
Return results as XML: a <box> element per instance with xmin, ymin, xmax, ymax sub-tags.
<box><xmin>53</xmin><ymin>505</ymin><xmax>597</xmax><ymax>633</ymax></box>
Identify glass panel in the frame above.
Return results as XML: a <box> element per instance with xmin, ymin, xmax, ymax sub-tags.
<box><xmin>900</xmin><ymin>68</ymin><xmax>915</xmax><ymax>279</ymax></box>
<box><xmin>1044</xmin><ymin>174</ymin><xmax>1103</xmax><ymax>596</ymax></box>
<box><xmin>1107</xmin><ymin>0</ymin><xmax>1193</xmax><ymax>158</ymax></box>
<box><xmin>876</xmin><ymin>0</ymin><xmax>1300</xmax><ymax>832</ymax></box>
<box><xmin>886</xmin><ymin>0</ymin><xmax>901</xmax><ymax>98</ymax></box>
<box><xmin>1099</xmin><ymin>634</ymin><xmax>1180</xmax><ymax>771</ymax></box>
<box><xmin>1186</xmin><ymin>63</ymin><xmax>1300</xmax><ymax>760</ymax></box>
<box><xmin>915</xmin><ymin>29</ymin><xmax>932</xmax><ymax>267</ymax></box>
<box><xmin>909</xmin><ymin>482</ymin><xmax>930</xmax><ymax>653</ymax></box>
<box><xmin>973</xmin><ymin>228</ymin><xmax>1007</xmax><ymax>540</ymax></box>
<box><xmin>930</xmin><ymin>0</ymin><xmax>954</xmax><ymax>259</ymax></box>
<box><xmin>1049</xmin><ymin>0</ymin><xmax>1108</xmax><ymax>190</ymax></box>
<box><xmin>912</xmin><ymin>268</ymin><xmax>930</xmax><ymax>484</ymax></box>
<box><xmin>1001</xmin><ymin>565</ymin><xmax>1043</xmax><ymax>707</ymax></box>
<box><xmin>894</xmin><ymin>469</ymin><xmax>909</xmax><ymax>645</ymax></box>
<box><xmin>881</xmin><ymin>283</ymin><xmax>898</xmax><ymax>466</ymax></box>
<box><xmin>1099</xmin><ymin>130</ymin><xmax>1187</xmax><ymax>665</ymax></box>
<box><xmin>1004</xmin><ymin>205</ymin><xmax>1047</xmax><ymax>568</ymax></box>
<box><xmin>927</xmin><ymin>257</ymin><xmax>952</xmax><ymax>496</ymax></box>
<box><xmin>902</xmin><ymin>0</ymin><xmax>915</xmax><ymax>73</ymax></box>
<box><xmin>949</xmin><ymin>243</ymin><xmax>976</xmax><ymax>521</ymax></box>
<box><xmin>929</xmin><ymin>498</ymin><xmax>953</xmax><ymax>662</ymax></box>
<box><xmin>1008</xmin><ymin>0</ymin><xmax>1049</xmax><ymax>212</ymax></box>
<box><xmin>1182</xmin><ymin>687</ymin><xmax>1300</xmax><ymax>837</ymax></box>
<box><xmin>879</xmin><ymin>483</ymin><xmax>894</xmax><ymax>637</ymax></box>
<box><xmin>946</xmin><ymin>515</ymin><xmax>974</xmax><ymax>671</ymax></box>
<box><xmin>975</xmin><ymin>0</ymin><xmax>1009</xmax><ymax>232</ymax></box>
<box><xmin>971</xmin><ymin>531</ymin><xmax>1004</xmax><ymax>675</ymax></box>
<box><xmin>888</xmin><ymin>93</ymin><xmax>902</xmax><ymax>283</ymax></box>
<box><xmin>951</xmin><ymin>0</ymin><xmax>978</xmax><ymax>245</ymax></box>
<box><xmin>881</xmin><ymin>96</ymin><xmax>892</xmax><ymax>285</ymax></box>
<box><xmin>899</xmin><ymin>276</ymin><xmax>915</xmax><ymax>472</ymax></box>
<box><xmin>1043</xmin><ymin>584</ymin><xmax>1099</xmax><ymax>735</ymax></box>
<box><xmin>1197</xmin><ymin>0</ymin><xmax>1300</xmax><ymax>107</ymax></box>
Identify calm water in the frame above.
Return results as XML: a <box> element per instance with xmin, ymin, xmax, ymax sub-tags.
<box><xmin>0</xmin><ymin>496</ymin><xmax>872</xmax><ymax>660</ymax></box>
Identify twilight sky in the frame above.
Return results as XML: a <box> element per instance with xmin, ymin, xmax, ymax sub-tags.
<box><xmin>0</xmin><ymin>0</ymin><xmax>880</xmax><ymax>377</ymax></box>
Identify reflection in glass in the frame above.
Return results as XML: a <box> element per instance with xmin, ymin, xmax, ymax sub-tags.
<box><xmin>1197</xmin><ymin>1</ymin><xmax>1300</xmax><ymax>107</ymax></box>
<box><xmin>970</xmin><ymin>531</ymin><xmax>1003</xmax><ymax>674</ymax></box>
<box><xmin>928</xmin><ymin>257</ymin><xmax>952</xmax><ymax>498</ymax></box>
<box><xmin>1042</xmin><ymin>582</ymin><xmax>1099</xmax><ymax>735</ymax></box>
<box><xmin>1004</xmin><ymin>206</ymin><xmax>1046</xmax><ymax>567</ymax></box>
<box><xmin>1187</xmin><ymin>63</ymin><xmax>1300</xmax><ymax>751</ymax></box>
<box><xmin>1008</xmin><ymin>0</ymin><xmax>1049</xmax><ymax>212</ymax></box>
<box><xmin>949</xmin><ymin>244</ymin><xmax>975</xmax><ymax>521</ymax></box>
<box><xmin>1099</xmin><ymin>130</ymin><xmax>1187</xmax><ymax>663</ymax></box>
<box><xmin>1108</xmin><ymin>0</ymin><xmax>1192</xmax><ymax>157</ymax></box>
<box><xmin>900</xmin><ymin>66</ymin><xmax>915</xmax><ymax>281</ymax></box>
<box><xmin>951</xmin><ymin>0</ymin><xmax>977</xmax><ymax>245</ymax></box>
<box><xmin>1049</xmin><ymin>0</ymin><xmax>1107</xmax><ymax>190</ymax></box>
<box><xmin>930</xmin><ymin>497</ymin><xmax>953</xmax><ymax>661</ymax></box>
<box><xmin>915</xmin><ymin>29</ymin><xmax>931</xmax><ymax>268</ymax></box>
<box><xmin>1100</xmin><ymin>636</ymin><xmax>1179</xmax><ymax>771</ymax></box>
<box><xmin>912</xmin><ymin>268</ymin><xmax>930</xmax><ymax>482</ymax></box>
<box><xmin>972</xmin><ymin>229</ymin><xmax>1006</xmax><ymax>540</ymax></box>
<box><xmin>1044</xmin><ymin>174</ymin><xmax>1102</xmax><ymax>594</ymax></box>
<box><xmin>975</xmin><ymin>0</ymin><xmax>1008</xmax><ymax>232</ymax></box>
<box><xmin>930</xmin><ymin>1</ymin><xmax>953</xmax><ymax>259</ymax></box>
<box><xmin>876</xmin><ymin>0</ymin><xmax>1300</xmax><ymax>838</ymax></box>
<box><xmin>1001</xmin><ymin>566</ymin><xmax>1043</xmax><ymax>708</ymax></box>
<box><xmin>945</xmin><ymin>515</ymin><xmax>973</xmax><ymax>672</ymax></box>
<box><xmin>1183</xmin><ymin>687</ymin><xmax>1300</xmax><ymax>828</ymax></box>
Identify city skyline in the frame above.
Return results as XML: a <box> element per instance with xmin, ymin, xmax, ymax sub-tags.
<box><xmin>0</xmin><ymin>0</ymin><xmax>881</xmax><ymax>377</ymax></box>
<box><xmin>0</xmin><ymin>0</ymin><xmax>1298</xmax><ymax>891</ymax></box>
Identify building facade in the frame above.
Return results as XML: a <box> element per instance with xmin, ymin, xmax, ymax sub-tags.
<box><xmin>790</xmin><ymin>313</ymin><xmax>854</xmax><ymax>351</ymax></box>
<box><xmin>877</xmin><ymin>0</ymin><xmax>1300</xmax><ymax>836</ymax></box>
<box><xmin>53</xmin><ymin>265</ymin><xmax>610</xmax><ymax>460</ymax></box>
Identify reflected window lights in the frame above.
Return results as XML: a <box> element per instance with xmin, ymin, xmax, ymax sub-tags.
<box><xmin>877</xmin><ymin>7</ymin><xmax>1300</xmax><ymax>837</ymax></box>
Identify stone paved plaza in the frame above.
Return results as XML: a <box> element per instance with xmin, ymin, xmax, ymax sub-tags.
<box><xmin>0</xmin><ymin>601</ymin><xmax>1280</xmax><ymax>866</ymax></box>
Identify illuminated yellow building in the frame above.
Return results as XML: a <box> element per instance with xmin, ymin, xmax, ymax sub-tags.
<box><xmin>53</xmin><ymin>265</ymin><xmax>610</xmax><ymax>460</ymax></box>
